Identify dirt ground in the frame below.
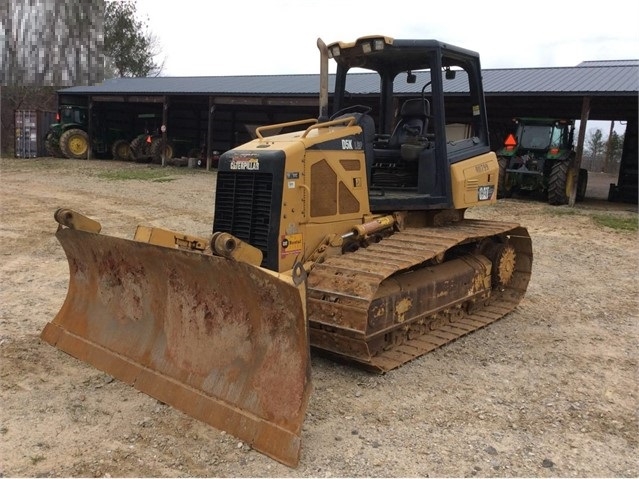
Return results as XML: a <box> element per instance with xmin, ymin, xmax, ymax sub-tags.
<box><xmin>0</xmin><ymin>158</ymin><xmax>637</xmax><ymax>477</ymax></box>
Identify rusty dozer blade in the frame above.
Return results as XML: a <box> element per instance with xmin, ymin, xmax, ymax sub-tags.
<box><xmin>41</xmin><ymin>212</ymin><xmax>312</xmax><ymax>467</ymax></box>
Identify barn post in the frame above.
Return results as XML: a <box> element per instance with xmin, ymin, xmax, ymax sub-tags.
<box><xmin>569</xmin><ymin>96</ymin><xmax>591</xmax><ymax>206</ymax></box>
<box><xmin>161</xmin><ymin>96</ymin><xmax>169</xmax><ymax>167</ymax></box>
<box><xmin>206</xmin><ymin>97</ymin><xmax>215</xmax><ymax>171</ymax></box>
<box><xmin>87</xmin><ymin>97</ymin><xmax>93</xmax><ymax>160</ymax></box>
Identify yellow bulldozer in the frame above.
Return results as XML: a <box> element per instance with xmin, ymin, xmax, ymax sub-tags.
<box><xmin>41</xmin><ymin>36</ymin><xmax>533</xmax><ymax>467</ymax></box>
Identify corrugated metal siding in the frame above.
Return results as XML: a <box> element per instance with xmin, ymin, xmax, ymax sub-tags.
<box><xmin>60</xmin><ymin>65</ymin><xmax>639</xmax><ymax>97</ymax></box>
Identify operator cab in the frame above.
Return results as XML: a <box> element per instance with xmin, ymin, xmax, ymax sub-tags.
<box><xmin>325</xmin><ymin>36</ymin><xmax>493</xmax><ymax>210</ymax></box>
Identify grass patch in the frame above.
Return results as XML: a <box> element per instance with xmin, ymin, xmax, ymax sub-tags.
<box><xmin>591</xmin><ymin>213</ymin><xmax>638</xmax><ymax>232</ymax></box>
<box><xmin>544</xmin><ymin>206</ymin><xmax>638</xmax><ymax>232</ymax></box>
<box><xmin>96</xmin><ymin>168</ymin><xmax>177</xmax><ymax>182</ymax></box>
<box><xmin>543</xmin><ymin>206</ymin><xmax>581</xmax><ymax>216</ymax></box>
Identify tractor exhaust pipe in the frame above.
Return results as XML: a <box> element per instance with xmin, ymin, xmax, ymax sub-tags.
<box><xmin>317</xmin><ymin>38</ymin><xmax>329</xmax><ymax>122</ymax></box>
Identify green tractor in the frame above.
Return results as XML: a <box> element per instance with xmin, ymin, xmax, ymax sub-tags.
<box><xmin>129</xmin><ymin>113</ymin><xmax>200</xmax><ymax>164</ymax></box>
<box><xmin>497</xmin><ymin>117</ymin><xmax>588</xmax><ymax>205</ymax></box>
<box><xmin>44</xmin><ymin>105</ymin><xmax>133</xmax><ymax>160</ymax></box>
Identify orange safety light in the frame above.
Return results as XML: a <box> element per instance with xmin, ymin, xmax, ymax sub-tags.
<box><xmin>549</xmin><ymin>147</ymin><xmax>559</xmax><ymax>155</ymax></box>
<box><xmin>504</xmin><ymin>133</ymin><xmax>517</xmax><ymax>150</ymax></box>
<box><xmin>56</xmin><ymin>112</ymin><xmax>60</xmax><ymax>122</ymax></box>
<box><xmin>146</xmin><ymin>135</ymin><xmax>152</xmax><ymax>143</ymax></box>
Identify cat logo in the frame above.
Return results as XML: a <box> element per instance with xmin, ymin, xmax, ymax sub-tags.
<box><xmin>230</xmin><ymin>157</ymin><xmax>260</xmax><ymax>170</ymax></box>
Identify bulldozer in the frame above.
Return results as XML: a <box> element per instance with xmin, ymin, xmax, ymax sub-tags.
<box><xmin>41</xmin><ymin>36</ymin><xmax>533</xmax><ymax>467</ymax></box>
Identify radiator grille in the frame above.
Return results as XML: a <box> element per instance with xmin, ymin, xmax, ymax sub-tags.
<box><xmin>213</xmin><ymin>172</ymin><xmax>274</xmax><ymax>261</ymax></box>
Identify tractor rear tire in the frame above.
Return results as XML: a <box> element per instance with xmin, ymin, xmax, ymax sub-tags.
<box><xmin>150</xmin><ymin>138</ymin><xmax>175</xmax><ymax>164</ymax></box>
<box><xmin>111</xmin><ymin>139</ymin><xmax>132</xmax><ymax>161</ymax></box>
<box><xmin>497</xmin><ymin>156</ymin><xmax>513</xmax><ymax>198</ymax></box>
<box><xmin>547</xmin><ymin>161</ymin><xmax>570</xmax><ymax>205</ymax></box>
<box><xmin>576</xmin><ymin>168</ymin><xmax>588</xmax><ymax>202</ymax></box>
<box><xmin>45</xmin><ymin>132</ymin><xmax>63</xmax><ymax>158</ymax></box>
<box><xmin>60</xmin><ymin>128</ymin><xmax>90</xmax><ymax>159</ymax></box>
<box><xmin>130</xmin><ymin>135</ymin><xmax>152</xmax><ymax>163</ymax></box>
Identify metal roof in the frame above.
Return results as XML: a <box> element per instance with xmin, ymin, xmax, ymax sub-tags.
<box><xmin>577</xmin><ymin>60</ymin><xmax>639</xmax><ymax>67</ymax></box>
<box><xmin>60</xmin><ymin>63</ymin><xmax>639</xmax><ymax>97</ymax></box>
<box><xmin>482</xmin><ymin>65</ymin><xmax>638</xmax><ymax>95</ymax></box>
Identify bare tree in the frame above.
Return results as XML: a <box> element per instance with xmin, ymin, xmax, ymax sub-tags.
<box><xmin>104</xmin><ymin>0</ymin><xmax>164</xmax><ymax>78</ymax></box>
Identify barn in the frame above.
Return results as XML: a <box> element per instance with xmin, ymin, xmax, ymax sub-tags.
<box><xmin>50</xmin><ymin>59</ymin><xmax>638</xmax><ymax>203</ymax></box>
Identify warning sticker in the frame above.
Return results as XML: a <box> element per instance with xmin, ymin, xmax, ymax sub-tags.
<box><xmin>281</xmin><ymin>233</ymin><xmax>303</xmax><ymax>257</ymax></box>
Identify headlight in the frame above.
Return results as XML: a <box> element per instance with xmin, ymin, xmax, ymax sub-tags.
<box><xmin>372</xmin><ymin>39</ymin><xmax>385</xmax><ymax>50</ymax></box>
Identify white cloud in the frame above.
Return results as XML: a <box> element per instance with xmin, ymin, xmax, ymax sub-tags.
<box><xmin>135</xmin><ymin>0</ymin><xmax>639</xmax><ymax>76</ymax></box>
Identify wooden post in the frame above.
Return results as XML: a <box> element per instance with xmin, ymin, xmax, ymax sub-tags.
<box><xmin>569</xmin><ymin>96</ymin><xmax>591</xmax><ymax>206</ymax></box>
<box><xmin>161</xmin><ymin>96</ymin><xmax>169</xmax><ymax>167</ymax></box>
<box><xmin>87</xmin><ymin>98</ymin><xmax>93</xmax><ymax>160</ymax></box>
<box><xmin>206</xmin><ymin>98</ymin><xmax>215</xmax><ymax>171</ymax></box>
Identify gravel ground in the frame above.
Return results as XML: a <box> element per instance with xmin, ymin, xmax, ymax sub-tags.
<box><xmin>0</xmin><ymin>157</ymin><xmax>637</xmax><ymax>477</ymax></box>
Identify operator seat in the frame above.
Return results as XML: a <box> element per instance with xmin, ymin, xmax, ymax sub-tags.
<box><xmin>387</xmin><ymin>98</ymin><xmax>430</xmax><ymax>149</ymax></box>
<box><xmin>373</xmin><ymin>98</ymin><xmax>430</xmax><ymax>163</ymax></box>
<box><xmin>370</xmin><ymin>98</ymin><xmax>431</xmax><ymax>189</ymax></box>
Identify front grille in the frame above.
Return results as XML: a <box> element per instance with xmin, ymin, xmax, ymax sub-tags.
<box><xmin>213</xmin><ymin>171</ymin><xmax>274</xmax><ymax>262</ymax></box>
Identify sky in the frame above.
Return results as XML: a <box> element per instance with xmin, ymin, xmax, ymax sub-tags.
<box><xmin>135</xmin><ymin>0</ymin><xmax>639</xmax><ymax>77</ymax></box>
<box><xmin>134</xmin><ymin>0</ymin><xmax>638</xmax><ymax>135</ymax></box>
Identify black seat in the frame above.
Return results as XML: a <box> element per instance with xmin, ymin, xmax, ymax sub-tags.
<box><xmin>387</xmin><ymin>98</ymin><xmax>430</xmax><ymax>149</ymax></box>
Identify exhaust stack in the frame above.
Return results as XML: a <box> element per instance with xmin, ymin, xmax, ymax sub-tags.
<box><xmin>317</xmin><ymin>38</ymin><xmax>329</xmax><ymax>121</ymax></box>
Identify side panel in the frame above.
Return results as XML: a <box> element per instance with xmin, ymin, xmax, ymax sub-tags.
<box><xmin>450</xmin><ymin>151</ymin><xmax>499</xmax><ymax>208</ymax></box>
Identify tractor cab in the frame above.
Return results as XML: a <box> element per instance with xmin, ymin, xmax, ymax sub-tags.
<box><xmin>58</xmin><ymin>105</ymin><xmax>88</xmax><ymax>126</ymax></box>
<box><xmin>500</xmin><ymin>117</ymin><xmax>574</xmax><ymax>156</ymax></box>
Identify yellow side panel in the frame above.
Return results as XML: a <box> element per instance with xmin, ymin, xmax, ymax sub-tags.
<box><xmin>450</xmin><ymin>152</ymin><xmax>499</xmax><ymax>208</ymax></box>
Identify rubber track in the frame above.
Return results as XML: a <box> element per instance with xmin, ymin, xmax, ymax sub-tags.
<box><xmin>307</xmin><ymin>219</ymin><xmax>533</xmax><ymax>372</ymax></box>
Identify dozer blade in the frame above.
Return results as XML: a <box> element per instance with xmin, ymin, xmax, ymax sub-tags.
<box><xmin>41</xmin><ymin>221</ymin><xmax>311</xmax><ymax>467</ymax></box>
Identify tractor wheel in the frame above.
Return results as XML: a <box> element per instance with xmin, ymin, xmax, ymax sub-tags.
<box><xmin>111</xmin><ymin>139</ymin><xmax>132</xmax><ymax>161</ymax></box>
<box><xmin>547</xmin><ymin>161</ymin><xmax>571</xmax><ymax>205</ymax></box>
<box><xmin>576</xmin><ymin>168</ymin><xmax>588</xmax><ymax>202</ymax></box>
<box><xmin>60</xmin><ymin>128</ymin><xmax>90</xmax><ymax>159</ymax></box>
<box><xmin>130</xmin><ymin>135</ymin><xmax>152</xmax><ymax>163</ymax></box>
<box><xmin>497</xmin><ymin>156</ymin><xmax>513</xmax><ymax>198</ymax></box>
<box><xmin>149</xmin><ymin>138</ymin><xmax>175</xmax><ymax>164</ymax></box>
<box><xmin>44</xmin><ymin>132</ymin><xmax>63</xmax><ymax>158</ymax></box>
<box><xmin>187</xmin><ymin>148</ymin><xmax>201</xmax><ymax>159</ymax></box>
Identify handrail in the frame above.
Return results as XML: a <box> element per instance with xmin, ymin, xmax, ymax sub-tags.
<box><xmin>255</xmin><ymin>115</ymin><xmax>358</xmax><ymax>141</ymax></box>
<box><xmin>255</xmin><ymin>119</ymin><xmax>318</xmax><ymax>139</ymax></box>
<box><xmin>300</xmin><ymin>116</ymin><xmax>357</xmax><ymax>138</ymax></box>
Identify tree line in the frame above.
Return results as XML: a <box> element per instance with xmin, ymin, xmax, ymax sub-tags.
<box><xmin>583</xmin><ymin>126</ymin><xmax>625</xmax><ymax>175</ymax></box>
